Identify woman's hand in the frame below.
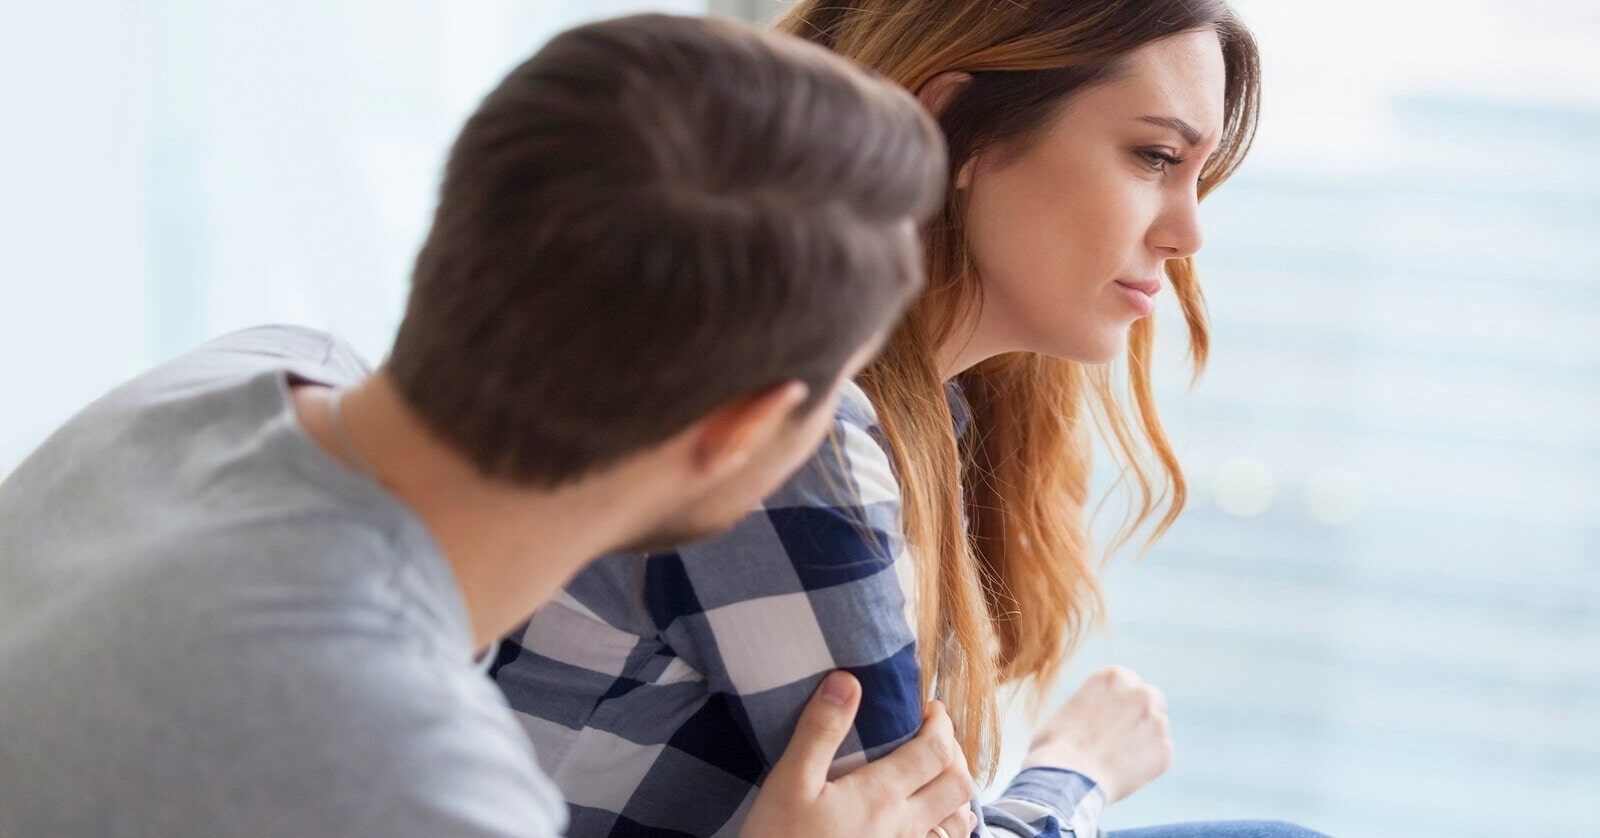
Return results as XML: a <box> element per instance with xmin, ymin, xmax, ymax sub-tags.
<box><xmin>743</xmin><ymin>671</ymin><xmax>979</xmax><ymax>838</ymax></box>
<box><xmin>1021</xmin><ymin>665</ymin><xmax>1174</xmax><ymax>804</ymax></box>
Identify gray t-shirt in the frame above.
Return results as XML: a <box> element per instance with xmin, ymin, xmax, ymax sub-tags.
<box><xmin>0</xmin><ymin>326</ymin><xmax>566</xmax><ymax>837</ymax></box>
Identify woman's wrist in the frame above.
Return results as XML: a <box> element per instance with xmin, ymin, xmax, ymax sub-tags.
<box><xmin>1019</xmin><ymin>745</ymin><xmax>1113</xmax><ymax>800</ymax></box>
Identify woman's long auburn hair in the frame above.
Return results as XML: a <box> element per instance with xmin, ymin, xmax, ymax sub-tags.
<box><xmin>773</xmin><ymin>0</ymin><xmax>1262</xmax><ymax>778</ymax></box>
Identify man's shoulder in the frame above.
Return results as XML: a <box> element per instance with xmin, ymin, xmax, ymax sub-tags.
<box><xmin>165</xmin><ymin>324</ymin><xmax>370</xmax><ymax>388</ymax></box>
<box><xmin>42</xmin><ymin>325</ymin><xmax>368</xmax><ymax>438</ymax></box>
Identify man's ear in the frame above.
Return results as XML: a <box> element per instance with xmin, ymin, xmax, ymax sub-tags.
<box><xmin>688</xmin><ymin>381</ymin><xmax>810</xmax><ymax>479</ymax></box>
<box><xmin>916</xmin><ymin>71</ymin><xmax>978</xmax><ymax>190</ymax></box>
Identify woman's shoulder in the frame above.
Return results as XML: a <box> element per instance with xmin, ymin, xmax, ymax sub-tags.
<box><xmin>764</xmin><ymin>378</ymin><xmax>897</xmax><ymax>514</ymax></box>
<box><xmin>622</xmin><ymin>377</ymin><xmax>919</xmax><ymax>690</ymax></box>
<box><xmin>835</xmin><ymin>378</ymin><xmax>882</xmax><ymax>433</ymax></box>
<box><xmin>659</xmin><ymin>377</ymin><xmax>907</xmax><ymax>597</ymax></box>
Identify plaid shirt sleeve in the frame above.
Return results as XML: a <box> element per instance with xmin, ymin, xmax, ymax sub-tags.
<box><xmin>492</xmin><ymin>382</ymin><xmax>1104</xmax><ymax>837</ymax></box>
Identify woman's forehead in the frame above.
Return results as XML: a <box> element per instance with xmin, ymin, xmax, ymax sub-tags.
<box><xmin>1070</xmin><ymin>31</ymin><xmax>1227</xmax><ymax>143</ymax></box>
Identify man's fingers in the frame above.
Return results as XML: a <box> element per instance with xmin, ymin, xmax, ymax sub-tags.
<box><xmin>933</xmin><ymin>805</ymin><xmax>975</xmax><ymax>838</ymax></box>
<box><xmin>848</xmin><ymin>702</ymin><xmax>957</xmax><ymax>799</ymax></box>
<box><xmin>767</xmin><ymin>671</ymin><xmax>862</xmax><ymax>793</ymax></box>
<box><xmin>909</xmin><ymin>763</ymin><xmax>977</xmax><ymax>827</ymax></box>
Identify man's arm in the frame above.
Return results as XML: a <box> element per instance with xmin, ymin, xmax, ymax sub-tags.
<box><xmin>225</xmin><ymin>634</ymin><xmax>568</xmax><ymax>838</ymax></box>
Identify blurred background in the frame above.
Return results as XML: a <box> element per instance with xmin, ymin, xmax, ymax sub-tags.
<box><xmin>0</xmin><ymin>1</ymin><xmax>1594</xmax><ymax>835</ymax></box>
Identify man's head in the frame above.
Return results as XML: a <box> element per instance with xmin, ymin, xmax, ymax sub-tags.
<box><xmin>386</xmin><ymin>14</ymin><xmax>945</xmax><ymax>540</ymax></box>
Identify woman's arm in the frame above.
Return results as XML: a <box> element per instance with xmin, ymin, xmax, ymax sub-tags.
<box><xmin>655</xmin><ymin>390</ymin><xmax>1108</xmax><ymax>837</ymax></box>
<box><xmin>745</xmin><ymin>672</ymin><xmax>977</xmax><ymax>838</ymax></box>
<box><xmin>983</xmin><ymin>768</ymin><xmax>1106</xmax><ymax>838</ymax></box>
<box><xmin>648</xmin><ymin>407</ymin><xmax>924</xmax><ymax>772</ymax></box>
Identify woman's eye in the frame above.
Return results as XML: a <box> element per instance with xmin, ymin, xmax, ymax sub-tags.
<box><xmin>1138</xmin><ymin>149</ymin><xmax>1184</xmax><ymax>173</ymax></box>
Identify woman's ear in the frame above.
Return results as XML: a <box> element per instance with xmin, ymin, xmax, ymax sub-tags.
<box><xmin>916</xmin><ymin>71</ymin><xmax>972</xmax><ymax>118</ymax></box>
<box><xmin>916</xmin><ymin>71</ymin><xmax>978</xmax><ymax>190</ymax></box>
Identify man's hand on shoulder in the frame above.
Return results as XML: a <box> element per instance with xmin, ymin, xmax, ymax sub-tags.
<box><xmin>743</xmin><ymin>671</ymin><xmax>978</xmax><ymax>838</ymax></box>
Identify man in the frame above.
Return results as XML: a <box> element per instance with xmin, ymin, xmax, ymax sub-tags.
<box><xmin>0</xmin><ymin>14</ymin><xmax>975</xmax><ymax>837</ymax></box>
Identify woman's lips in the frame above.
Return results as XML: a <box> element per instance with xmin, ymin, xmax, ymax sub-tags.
<box><xmin>1114</xmin><ymin>280</ymin><xmax>1159</xmax><ymax>315</ymax></box>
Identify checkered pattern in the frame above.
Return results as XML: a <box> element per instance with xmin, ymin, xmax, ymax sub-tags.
<box><xmin>492</xmin><ymin>381</ymin><xmax>1105</xmax><ymax>837</ymax></box>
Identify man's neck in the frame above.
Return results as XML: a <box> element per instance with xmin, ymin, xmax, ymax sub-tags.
<box><xmin>292</xmin><ymin>372</ymin><xmax>655</xmax><ymax>654</ymax></box>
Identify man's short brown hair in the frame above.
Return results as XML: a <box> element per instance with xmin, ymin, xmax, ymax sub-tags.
<box><xmin>387</xmin><ymin>14</ymin><xmax>944</xmax><ymax>487</ymax></box>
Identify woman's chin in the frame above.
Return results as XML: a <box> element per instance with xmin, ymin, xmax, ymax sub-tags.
<box><xmin>1007</xmin><ymin>318</ymin><xmax>1135</xmax><ymax>366</ymax></box>
<box><xmin>1042</xmin><ymin>332</ymin><xmax>1129</xmax><ymax>366</ymax></box>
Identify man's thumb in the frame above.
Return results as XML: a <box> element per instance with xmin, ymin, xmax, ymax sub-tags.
<box><xmin>768</xmin><ymin>671</ymin><xmax>861</xmax><ymax>793</ymax></box>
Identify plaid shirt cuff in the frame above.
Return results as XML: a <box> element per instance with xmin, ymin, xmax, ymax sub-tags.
<box><xmin>985</xmin><ymin>767</ymin><xmax>1105</xmax><ymax>837</ymax></box>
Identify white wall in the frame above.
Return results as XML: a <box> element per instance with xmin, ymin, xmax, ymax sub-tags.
<box><xmin>0</xmin><ymin>0</ymin><xmax>703</xmax><ymax>477</ymax></box>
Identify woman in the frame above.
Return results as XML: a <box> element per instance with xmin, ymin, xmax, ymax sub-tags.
<box><xmin>494</xmin><ymin>2</ymin><xmax>1322</xmax><ymax>836</ymax></box>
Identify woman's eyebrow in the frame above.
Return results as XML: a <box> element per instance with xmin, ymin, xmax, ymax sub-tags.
<box><xmin>1136</xmin><ymin>115</ymin><xmax>1204</xmax><ymax>147</ymax></box>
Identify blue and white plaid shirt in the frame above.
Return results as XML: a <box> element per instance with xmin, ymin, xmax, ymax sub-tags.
<box><xmin>492</xmin><ymin>381</ymin><xmax>1105</xmax><ymax>837</ymax></box>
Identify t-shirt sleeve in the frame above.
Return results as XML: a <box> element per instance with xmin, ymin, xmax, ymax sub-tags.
<box><xmin>198</xmin><ymin>633</ymin><xmax>568</xmax><ymax>838</ymax></box>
